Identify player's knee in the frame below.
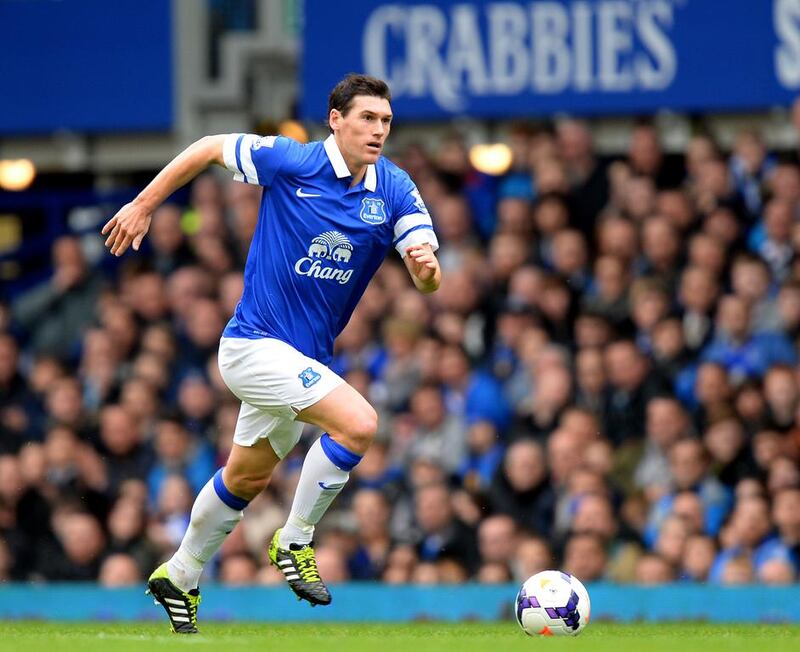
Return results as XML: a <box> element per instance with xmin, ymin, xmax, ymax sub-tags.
<box><xmin>347</xmin><ymin>405</ymin><xmax>378</xmax><ymax>452</ymax></box>
<box><xmin>224</xmin><ymin>471</ymin><xmax>270</xmax><ymax>501</ymax></box>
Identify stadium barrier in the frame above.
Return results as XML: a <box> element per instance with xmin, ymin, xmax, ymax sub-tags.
<box><xmin>0</xmin><ymin>583</ymin><xmax>799</xmax><ymax>622</ymax></box>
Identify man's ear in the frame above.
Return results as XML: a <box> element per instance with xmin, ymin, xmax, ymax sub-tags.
<box><xmin>329</xmin><ymin>109</ymin><xmax>341</xmax><ymax>131</ymax></box>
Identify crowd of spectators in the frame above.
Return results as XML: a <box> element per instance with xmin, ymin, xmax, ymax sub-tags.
<box><xmin>2</xmin><ymin>117</ymin><xmax>800</xmax><ymax>589</ymax></box>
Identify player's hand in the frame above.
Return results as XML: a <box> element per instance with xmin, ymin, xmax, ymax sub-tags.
<box><xmin>101</xmin><ymin>201</ymin><xmax>153</xmax><ymax>256</ymax></box>
<box><xmin>405</xmin><ymin>244</ymin><xmax>438</xmax><ymax>282</ymax></box>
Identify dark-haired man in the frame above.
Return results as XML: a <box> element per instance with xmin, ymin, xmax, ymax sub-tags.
<box><xmin>102</xmin><ymin>74</ymin><xmax>440</xmax><ymax>632</ymax></box>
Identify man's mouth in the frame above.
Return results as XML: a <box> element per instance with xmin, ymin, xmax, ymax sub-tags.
<box><xmin>367</xmin><ymin>142</ymin><xmax>381</xmax><ymax>153</ymax></box>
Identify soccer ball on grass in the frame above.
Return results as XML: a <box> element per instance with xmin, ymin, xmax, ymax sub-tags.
<box><xmin>515</xmin><ymin>570</ymin><xmax>591</xmax><ymax>636</ymax></box>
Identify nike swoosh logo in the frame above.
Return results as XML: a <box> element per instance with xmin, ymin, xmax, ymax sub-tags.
<box><xmin>318</xmin><ymin>481</ymin><xmax>346</xmax><ymax>491</ymax></box>
<box><xmin>296</xmin><ymin>188</ymin><xmax>321</xmax><ymax>198</ymax></box>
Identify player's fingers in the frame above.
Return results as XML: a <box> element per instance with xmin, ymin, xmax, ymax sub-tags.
<box><xmin>132</xmin><ymin>234</ymin><xmax>145</xmax><ymax>251</ymax></box>
<box><xmin>101</xmin><ymin>216</ymin><xmax>117</xmax><ymax>235</ymax></box>
<box><xmin>110</xmin><ymin>227</ymin><xmax>128</xmax><ymax>255</ymax></box>
<box><xmin>104</xmin><ymin>225</ymin><xmax>120</xmax><ymax>248</ymax></box>
<box><xmin>115</xmin><ymin>233</ymin><xmax>134</xmax><ymax>256</ymax></box>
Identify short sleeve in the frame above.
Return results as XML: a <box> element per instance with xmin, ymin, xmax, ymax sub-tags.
<box><xmin>222</xmin><ymin>133</ymin><xmax>295</xmax><ymax>187</ymax></box>
<box><xmin>391</xmin><ymin>173</ymin><xmax>439</xmax><ymax>256</ymax></box>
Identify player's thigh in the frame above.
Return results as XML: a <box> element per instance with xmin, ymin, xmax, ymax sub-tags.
<box><xmin>231</xmin><ymin>400</ymin><xmax>305</xmax><ymax>461</ymax></box>
<box><xmin>218</xmin><ymin>336</ymin><xmax>342</xmax><ymax>415</ymax></box>
<box><xmin>222</xmin><ymin>404</ymin><xmax>296</xmax><ymax>498</ymax></box>
<box><xmin>296</xmin><ymin>382</ymin><xmax>378</xmax><ymax>452</ymax></box>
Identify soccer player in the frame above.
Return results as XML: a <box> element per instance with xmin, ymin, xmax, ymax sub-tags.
<box><xmin>101</xmin><ymin>74</ymin><xmax>440</xmax><ymax>633</ymax></box>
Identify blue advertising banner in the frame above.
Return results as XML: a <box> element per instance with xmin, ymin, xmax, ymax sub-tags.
<box><xmin>302</xmin><ymin>0</ymin><xmax>800</xmax><ymax>120</ymax></box>
<box><xmin>1</xmin><ymin>583</ymin><xmax>800</xmax><ymax>622</ymax></box>
<box><xmin>0</xmin><ymin>0</ymin><xmax>173</xmax><ymax>134</ymax></box>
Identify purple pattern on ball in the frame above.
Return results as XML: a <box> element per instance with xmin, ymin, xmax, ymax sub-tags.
<box><xmin>519</xmin><ymin>578</ymin><xmax>584</xmax><ymax>633</ymax></box>
<box><xmin>516</xmin><ymin>585</ymin><xmax>543</xmax><ymax>624</ymax></box>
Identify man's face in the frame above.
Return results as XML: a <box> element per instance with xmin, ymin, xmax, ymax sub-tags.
<box><xmin>330</xmin><ymin>95</ymin><xmax>392</xmax><ymax>168</ymax></box>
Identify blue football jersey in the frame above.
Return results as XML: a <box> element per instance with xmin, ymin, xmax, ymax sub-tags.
<box><xmin>220</xmin><ymin>133</ymin><xmax>438</xmax><ymax>364</ymax></box>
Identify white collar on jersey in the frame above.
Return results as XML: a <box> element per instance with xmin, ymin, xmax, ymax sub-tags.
<box><xmin>324</xmin><ymin>134</ymin><xmax>377</xmax><ymax>192</ymax></box>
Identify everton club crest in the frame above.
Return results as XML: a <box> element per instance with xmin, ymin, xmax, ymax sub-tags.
<box><xmin>360</xmin><ymin>197</ymin><xmax>386</xmax><ymax>225</ymax></box>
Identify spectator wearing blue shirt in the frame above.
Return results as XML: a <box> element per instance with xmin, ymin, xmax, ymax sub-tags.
<box><xmin>148</xmin><ymin>416</ymin><xmax>216</xmax><ymax>505</ymax></box>
<box><xmin>439</xmin><ymin>343</ymin><xmax>511</xmax><ymax>434</ymax></box>
<box><xmin>756</xmin><ymin>488</ymin><xmax>800</xmax><ymax>577</ymax></box>
<box><xmin>645</xmin><ymin>438</ymin><xmax>732</xmax><ymax>547</ymax></box>
<box><xmin>729</xmin><ymin>129</ymin><xmax>776</xmax><ymax>220</ymax></box>
<box><xmin>749</xmin><ymin>198</ymin><xmax>795</xmax><ymax>282</ymax></box>
<box><xmin>701</xmin><ymin>295</ymin><xmax>797</xmax><ymax>384</ymax></box>
<box><xmin>708</xmin><ymin>495</ymin><xmax>777</xmax><ymax>583</ymax></box>
<box><xmin>457</xmin><ymin>420</ymin><xmax>505</xmax><ymax>491</ymax></box>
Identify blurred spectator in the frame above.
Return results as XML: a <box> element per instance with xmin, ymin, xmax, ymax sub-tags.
<box><xmin>98</xmin><ymin>405</ymin><xmax>154</xmax><ymax>496</ymax></box>
<box><xmin>512</xmin><ymin>535</ymin><xmax>552</xmax><ymax>582</ymax></box>
<box><xmin>634</xmin><ymin>553</ymin><xmax>676</xmax><ymax>585</ymax></box>
<box><xmin>562</xmin><ymin>533</ymin><xmax>607</xmax><ymax>582</ymax></box>
<box><xmin>681</xmin><ymin>534</ymin><xmax>717</xmax><ymax>581</ymax></box>
<box><xmin>0</xmin><ymin>333</ymin><xmax>35</xmax><ymax>449</ymax></box>
<box><xmin>148</xmin><ymin>415</ymin><xmax>216</xmax><ymax>503</ymax></box>
<box><xmin>401</xmin><ymin>384</ymin><xmax>466</xmax><ymax>474</ymax></box>
<box><xmin>729</xmin><ymin>129</ymin><xmax>775</xmax><ymax>219</ymax></box>
<box><xmin>603</xmin><ymin>339</ymin><xmax>669</xmax><ymax>445</ymax></box>
<box><xmin>457</xmin><ymin>420</ymin><xmax>504</xmax><ymax>491</ymax></box>
<box><xmin>701</xmin><ymin>295</ymin><xmax>796</xmax><ymax>384</ymax></box>
<box><xmin>106</xmin><ymin>495</ymin><xmax>156</xmax><ymax>574</ymax></box>
<box><xmin>348</xmin><ymin>489</ymin><xmax>393</xmax><ymax>580</ymax></box>
<box><xmin>703</xmin><ymin>415</ymin><xmax>757</xmax><ymax>488</ymax></box>
<box><xmin>677</xmin><ymin>266</ymin><xmax>719</xmax><ymax>354</ymax></box>
<box><xmin>477</xmin><ymin>514</ymin><xmax>517</xmax><ymax>571</ymax></box>
<box><xmin>413</xmin><ymin>483</ymin><xmax>479</xmax><ymax>574</ymax></box>
<box><xmin>12</xmin><ymin>236</ymin><xmax>105</xmax><ymax>360</ymax></box>
<box><xmin>218</xmin><ymin>553</ymin><xmax>259</xmax><ymax>585</ymax></box>
<box><xmin>38</xmin><ymin>511</ymin><xmax>106</xmax><ymax>581</ymax></box>
<box><xmin>583</xmin><ymin>255</ymin><xmax>630</xmax><ymax>327</ymax></box>
<box><xmin>555</xmin><ymin>119</ymin><xmax>608</xmax><ymax>243</ymax></box>
<box><xmin>149</xmin><ymin>204</ymin><xmax>196</xmax><ymax>275</ymax></box>
<box><xmin>709</xmin><ymin>495</ymin><xmax>773</xmax><ymax>582</ymax></box>
<box><xmin>99</xmin><ymin>553</ymin><xmax>142</xmax><ymax>587</ymax></box>
<box><xmin>756</xmin><ymin>488</ymin><xmax>800</xmax><ymax>575</ymax></box>
<box><xmin>627</xmin><ymin>122</ymin><xmax>683</xmax><ymax>189</ymax></box>
<box><xmin>620</xmin><ymin>396</ymin><xmax>692</xmax><ymax>500</ymax></box>
<box><xmin>730</xmin><ymin>253</ymin><xmax>780</xmax><ymax>332</ymax></box>
<box><xmin>488</xmin><ymin>439</ymin><xmax>555</xmax><ymax>535</ymax></box>
<box><xmin>645</xmin><ymin>438</ymin><xmax>732</xmax><ymax>545</ymax></box>
<box><xmin>753</xmin><ymin>198</ymin><xmax>794</xmax><ymax>281</ymax></box>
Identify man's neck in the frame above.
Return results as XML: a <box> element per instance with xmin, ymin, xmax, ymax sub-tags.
<box><xmin>349</xmin><ymin>166</ymin><xmax>367</xmax><ymax>188</ymax></box>
<box><xmin>333</xmin><ymin>134</ymin><xmax>368</xmax><ymax>187</ymax></box>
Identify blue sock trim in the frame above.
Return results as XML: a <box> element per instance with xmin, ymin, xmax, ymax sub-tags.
<box><xmin>212</xmin><ymin>468</ymin><xmax>249</xmax><ymax>511</ymax></box>
<box><xmin>319</xmin><ymin>433</ymin><xmax>362</xmax><ymax>472</ymax></box>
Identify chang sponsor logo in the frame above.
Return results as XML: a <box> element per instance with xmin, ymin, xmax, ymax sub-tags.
<box><xmin>294</xmin><ymin>230</ymin><xmax>355</xmax><ymax>284</ymax></box>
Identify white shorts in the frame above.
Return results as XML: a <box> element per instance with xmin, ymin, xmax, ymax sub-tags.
<box><xmin>217</xmin><ymin>336</ymin><xmax>344</xmax><ymax>458</ymax></box>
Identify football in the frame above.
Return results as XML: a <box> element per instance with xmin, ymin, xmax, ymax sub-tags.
<box><xmin>515</xmin><ymin>570</ymin><xmax>591</xmax><ymax>637</ymax></box>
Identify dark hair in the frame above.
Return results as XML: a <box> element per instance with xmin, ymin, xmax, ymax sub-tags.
<box><xmin>328</xmin><ymin>74</ymin><xmax>391</xmax><ymax>125</ymax></box>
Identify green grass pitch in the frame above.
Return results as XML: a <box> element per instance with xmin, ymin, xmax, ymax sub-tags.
<box><xmin>0</xmin><ymin>622</ymin><xmax>799</xmax><ymax>652</ymax></box>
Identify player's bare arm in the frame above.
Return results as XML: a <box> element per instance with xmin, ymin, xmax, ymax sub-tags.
<box><xmin>404</xmin><ymin>243</ymin><xmax>441</xmax><ymax>293</ymax></box>
<box><xmin>101</xmin><ymin>135</ymin><xmax>227</xmax><ymax>256</ymax></box>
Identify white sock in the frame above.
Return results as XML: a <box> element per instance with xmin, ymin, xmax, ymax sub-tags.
<box><xmin>167</xmin><ymin>470</ymin><xmax>245</xmax><ymax>591</ymax></box>
<box><xmin>278</xmin><ymin>434</ymin><xmax>360</xmax><ymax>548</ymax></box>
